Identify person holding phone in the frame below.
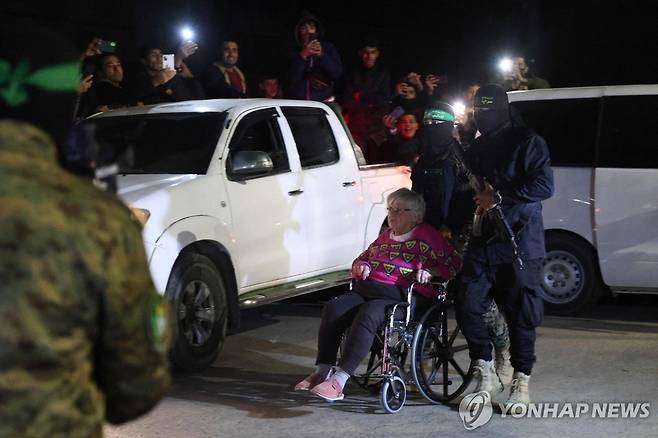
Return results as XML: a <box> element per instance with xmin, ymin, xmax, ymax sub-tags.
<box><xmin>91</xmin><ymin>53</ymin><xmax>136</xmax><ymax>112</ymax></box>
<box><xmin>387</xmin><ymin>75</ymin><xmax>424</xmax><ymax>119</ymax></box>
<box><xmin>132</xmin><ymin>43</ymin><xmax>203</xmax><ymax>104</ymax></box>
<box><xmin>498</xmin><ymin>56</ymin><xmax>550</xmax><ymax>91</ymax></box>
<box><xmin>285</xmin><ymin>10</ymin><xmax>343</xmax><ymax>102</ymax></box>
<box><xmin>363</xmin><ymin>111</ymin><xmax>421</xmax><ymax>165</ymax></box>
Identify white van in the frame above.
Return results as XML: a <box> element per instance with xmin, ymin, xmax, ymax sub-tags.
<box><xmin>508</xmin><ymin>85</ymin><xmax>658</xmax><ymax>314</ymax></box>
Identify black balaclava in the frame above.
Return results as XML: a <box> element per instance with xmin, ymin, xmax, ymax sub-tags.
<box><xmin>421</xmin><ymin>101</ymin><xmax>456</xmax><ymax>156</ymax></box>
<box><xmin>473</xmin><ymin>84</ymin><xmax>510</xmax><ymax>135</ymax></box>
<box><xmin>0</xmin><ymin>16</ymin><xmax>80</xmax><ymax>148</ymax></box>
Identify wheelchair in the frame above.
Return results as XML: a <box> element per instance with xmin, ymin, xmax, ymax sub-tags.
<box><xmin>344</xmin><ymin>281</ymin><xmax>472</xmax><ymax>414</ymax></box>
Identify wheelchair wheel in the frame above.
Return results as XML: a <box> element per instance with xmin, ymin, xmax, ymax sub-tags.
<box><xmin>380</xmin><ymin>375</ymin><xmax>406</xmax><ymax>414</ymax></box>
<box><xmin>410</xmin><ymin>302</ymin><xmax>472</xmax><ymax>403</ymax></box>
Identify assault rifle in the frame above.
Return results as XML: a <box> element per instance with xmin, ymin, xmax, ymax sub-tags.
<box><xmin>451</xmin><ymin>145</ymin><xmax>525</xmax><ymax>269</ymax></box>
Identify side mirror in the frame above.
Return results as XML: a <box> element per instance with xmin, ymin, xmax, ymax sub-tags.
<box><xmin>230</xmin><ymin>150</ymin><xmax>274</xmax><ymax>176</ymax></box>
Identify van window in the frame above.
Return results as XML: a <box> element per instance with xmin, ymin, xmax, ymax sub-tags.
<box><xmin>599</xmin><ymin>95</ymin><xmax>658</xmax><ymax>168</ymax></box>
<box><xmin>228</xmin><ymin>108</ymin><xmax>289</xmax><ymax>179</ymax></box>
<box><xmin>90</xmin><ymin>112</ymin><xmax>225</xmax><ymax>174</ymax></box>
<box><xmin>282</xmin><ymin>107</ymin><xmax>339</xmax><ymax>168</ymax></box>
<box><xmin>511</xmin><ymin>98</ymin><xmax>599</xmax><ymax>167</ymax></box>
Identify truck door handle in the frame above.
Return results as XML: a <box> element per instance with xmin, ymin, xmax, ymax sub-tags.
<box><xmin>288</xmin><ymin>189</ymin><xmax>304</xmax><ymax>196</ymax></box>
<box><xmin>342</xmin><ymin>181</ymin><xmax>357</xmax><ymax>187</ymax></box>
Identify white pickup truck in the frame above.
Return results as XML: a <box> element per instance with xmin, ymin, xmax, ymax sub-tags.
<box><xmin>87</xmin><ymin>99</ymin><xmax>411</xmax><ymax>371</ymax></box>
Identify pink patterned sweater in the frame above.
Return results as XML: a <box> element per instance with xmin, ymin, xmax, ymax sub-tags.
<box><xmin>352</xmin><ymin>223</ymin><xmax>462</xmax><ymax>299</ymax></box>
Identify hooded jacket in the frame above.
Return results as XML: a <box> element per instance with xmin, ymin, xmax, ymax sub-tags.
<box><xmin>284</xmin><ymin>11</ymin><xmax>343</xmax><ymax>101</ymax></box>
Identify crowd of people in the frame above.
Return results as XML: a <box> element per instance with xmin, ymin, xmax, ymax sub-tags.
<box><xmin>75</xmin><ymin>10</ymin><xmax>549</xmax><ymax>167</ymax></box>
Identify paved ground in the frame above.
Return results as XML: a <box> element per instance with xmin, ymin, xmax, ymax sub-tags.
<box><xmin>106</xmin><ymin>291</ymin><xmax>658</xmax><ymax>438</ymax></box>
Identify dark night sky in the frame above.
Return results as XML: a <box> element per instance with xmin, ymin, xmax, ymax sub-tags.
<box><xmin>4</xmin><ymin>0</ymin><xmax>657</xmax><ymax>94</ymax></box>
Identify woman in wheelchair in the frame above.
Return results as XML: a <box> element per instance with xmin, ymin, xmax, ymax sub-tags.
<box><xmin>294</xmin><ymin>188</ymin><xmax>462</xmax><ymax>402</ymax></box>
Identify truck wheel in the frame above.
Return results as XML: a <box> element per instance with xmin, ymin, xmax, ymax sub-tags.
<box><xmin>541</xmin><ymin>233</ymin><xmax>602</xmax><ymax>316</ymax></box>
<box><xmin>166</xmin><ymin>253</ymin><xmax>228</xmax><ymax>372</ymax></box>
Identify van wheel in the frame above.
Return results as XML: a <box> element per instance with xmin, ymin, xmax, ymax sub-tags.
<box><xmin>541</xmin><ymin>233</ymin><xmax>602</xmax><ymax>315</ymax></box>
<box><xmin>166</xmin><ymin>253</ymin><xmax>228</xmax><ymax>372</ymax></box>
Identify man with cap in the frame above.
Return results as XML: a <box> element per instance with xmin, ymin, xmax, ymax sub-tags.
<box><xmin>0</xmin><ymin>18</ymin><xmax>171</xmax><ymax>436</ymax></box>
<box><xmin>455</xmin><ymin>85</ymin><xmax>553</xmax><ymax>409</ymax></box>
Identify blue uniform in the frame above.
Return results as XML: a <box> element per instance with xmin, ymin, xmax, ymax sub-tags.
<box><xmin>464</xmin><ymin>124</ymin><xmax>554</xmax><ymax>262</ymax></box>
<box><xmin>457</xmin><ymin>121</ymin><xmax>554</xmax><ymax>374</ymax></box>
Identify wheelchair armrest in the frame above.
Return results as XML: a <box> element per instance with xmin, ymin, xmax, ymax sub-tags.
<box><xmin>385</xmin><ymin>302</ymin><xmax>410</xmax><ymax>316</ymax></box>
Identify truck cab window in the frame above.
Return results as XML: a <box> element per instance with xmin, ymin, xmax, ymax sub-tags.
<box><xmin>90</xmin><ymin>112</ymin><xmax>226</xmax><ymax>174</ymax></box>
<box><xmin>282</xmin><ymin>107</ymin><xmax>339</xmax><ymax>168</ymax></box>
<box><xmin>228</xmin><ymin>109</ymin><xmax>289</xmax><ymax>178</ymax></box>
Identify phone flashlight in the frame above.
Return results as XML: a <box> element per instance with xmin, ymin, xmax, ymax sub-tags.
<box><xmin>498</xmin><ymin>58</ymin><xmax>513</xmax><ymax>72</ymax></box>
<box><xmin>180</xmin><ymin>27</ymin><xmax>194</xmax><ymax>41</ymax></box>
<box><xmin>452</xmin><ymin>100</ymin><xmax>466</xmax><ymax>117</ymax></box>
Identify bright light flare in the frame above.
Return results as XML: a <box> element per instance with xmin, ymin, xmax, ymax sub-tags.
<box><xmin>498</xmin><ymin>58</ymin><xmax>513</xmax><ymax>72</ymax></box>
<box><xmin>452</xmin><ymin>100</ymin><xmax>466</xmax><ymax>116</ymax></box>
<box><xmin>180</xmin><ymin>27</ymin><xmax>194</xmax><ymax>41</ymax></box>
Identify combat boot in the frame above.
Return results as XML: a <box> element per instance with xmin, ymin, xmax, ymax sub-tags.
<box><xmin>471</xmin><ymin>359</ymin><xmax>503</xmax><ymax>394</ymax></box>
<box><xmin>495</xmin><ymin>347</ymin><xmax>514</xmax><ymax>385</ymax></box>
<box><xmin>506</xmin><ymin>371</ymin><xmax>531</xmax><ymax>413</ymax></box>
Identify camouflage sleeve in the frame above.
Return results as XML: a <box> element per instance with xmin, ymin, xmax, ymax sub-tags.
<box><xmin>96</xmin><ymin>211</ymin><xmax>171</xmax><ymax>424</ymax></box>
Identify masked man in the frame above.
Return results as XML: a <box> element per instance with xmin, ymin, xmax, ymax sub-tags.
<box><xmin>456</xmin><ymin>85</ymin><xmax>553</xmax><ymax>409</ymax></box>
<box><xmin>412</xmin><ymin>101</ymin><xmax>513</xmax><ymax>386</ymax></box>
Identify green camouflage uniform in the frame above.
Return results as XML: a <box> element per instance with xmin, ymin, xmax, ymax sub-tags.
<box><xmin>0</xmin><ymin>120</ymin><xmax>171</xmax><ymax>438</ymax></box>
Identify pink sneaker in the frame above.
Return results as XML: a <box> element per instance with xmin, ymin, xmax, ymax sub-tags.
<box><xmin>310</xmin><ymin>377</ymin><xmax>345</xmax><ymax>401</ymax></box>
<box><xmin>294</xmin><ymin>373</ymin><xmax>325</xmax><ymax>391</ymax></box>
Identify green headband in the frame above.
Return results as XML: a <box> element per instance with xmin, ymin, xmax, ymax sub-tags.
<box><xmin>423</xmin><ymin>108</ymin><xmax>455</xmax><ymax>123</ymax></box>
<box><xmin>0</xmin><ymin>58</ymin><xmax>80</xmax><ymax>107</ymax></box>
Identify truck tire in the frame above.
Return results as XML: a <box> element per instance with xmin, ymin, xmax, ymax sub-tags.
<box><xmin>541</xmin><ymin>233</ymin><xmax>602</xmax><ymax>315</ymax></box>
<box><xmin>166</xmin><ymin>253</ymin><xmax>228</xmax><ymax>372</ymax></box>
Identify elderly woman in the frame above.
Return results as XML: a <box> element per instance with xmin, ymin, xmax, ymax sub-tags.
<box><xmin>294</xmin><ymin>188</ymin><xmax>461</xmax><ymax>401</ymax></box>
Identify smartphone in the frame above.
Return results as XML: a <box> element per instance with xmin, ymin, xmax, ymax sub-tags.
<box><xmin>387</xmin><ymin>105</ymin><xmax>405</xmax><ymax>121</ymax></box>
<box><xmin>82</xmin><ymin>62</ymin><xmax>96</xmax><ymax>77</ymax></box>
<box><xmin>96</xmin><ymin>40</ymin><xmax>117</xmax><ymax>53</ymax></box>
<box><xmin>162</xmin><ymin>54</ymin><xmax>175</xmax><ymax>70</ymax></box>
<box><xmin>307</xmin><ymin>32</ymin><xmax>318</xmax><ymax>42</ymax></box>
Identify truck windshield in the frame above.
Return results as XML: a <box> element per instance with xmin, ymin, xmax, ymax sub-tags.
<box><xmin>88</xmin><ymin>112</ymin><xmax>226</xmax><ymax>174</ymax></box>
